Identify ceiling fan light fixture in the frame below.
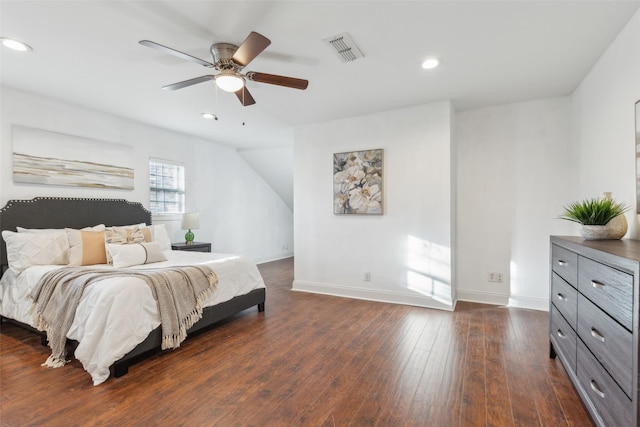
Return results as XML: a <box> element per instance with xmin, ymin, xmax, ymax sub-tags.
<box><xmin>216</xmin><ymin>72</ymin><xmax>244</xmax><ymax>92</ymax></box>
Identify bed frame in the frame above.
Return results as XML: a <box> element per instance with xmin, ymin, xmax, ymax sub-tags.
<box><xmin>0</xmin><ymin>197</ymin><xmax>265</xmax><ymax>377</ymax></box>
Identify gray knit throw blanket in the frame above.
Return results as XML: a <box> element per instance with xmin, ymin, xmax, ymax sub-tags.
<box><xmin>30</xmin><ymin>265</ymin><xmax>218</xmax><ymax>368</ymax></box>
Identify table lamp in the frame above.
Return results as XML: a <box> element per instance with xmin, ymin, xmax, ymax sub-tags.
<box><xmin>181</xmin><ymin>212</ymin><xmax>200</xmax><ymax>245</ymax></box>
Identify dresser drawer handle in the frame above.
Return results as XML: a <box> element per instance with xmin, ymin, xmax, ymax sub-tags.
<box><xmin>557</xmin><ymin>260</ymin><xmax>567</xmax><ymax>266</ymax></box>
<box><xmin>590</xmin><ymin>380</ymin><xmax>606</xmax><ymax>399</ymax></box>
<box><xmin>556</xmin><ymin>293</ymin><xmax>566</xmax><ymax>301</ymax></box>
<box><xmin>556</xmin><ymin>329</ymin><xmax>566</xmax><ymax>339</ymax></box>
<box><xmin>591</xmin><ymin>280</ymin><xmax>606</xmax><ymax>290</ymax></box>
<box><xmin>590</xmin><ymin>327</ymin><xmax>605</xmax><ymax>343</ymax></box>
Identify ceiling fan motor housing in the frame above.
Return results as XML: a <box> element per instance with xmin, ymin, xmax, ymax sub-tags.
<box><xmin>210</xmin><ymin>43</ymin><xmax>240</xmax><ymax>69</ymax></box>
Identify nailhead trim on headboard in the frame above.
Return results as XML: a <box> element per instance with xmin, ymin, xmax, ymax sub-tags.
<box><xmin>0</xmin><ymin>197</ymin><xmax>152</xmax><ymax>213</ymax></box>
<box><xmin>0</xmin><ymin>197</ymin><xmax>152</xmax><ymax>273</ymax></box>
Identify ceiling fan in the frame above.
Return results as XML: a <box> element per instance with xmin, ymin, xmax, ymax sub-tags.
<box><xmin>139</xmin><ymin>31</ymin><xmax>309</xmax><ymax>106</ymax></box>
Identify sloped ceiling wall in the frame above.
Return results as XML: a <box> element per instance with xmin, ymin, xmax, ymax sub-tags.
<box><xmin>239</xmin><ymin>147</ymin><xmax>294</xmax><ymax>211</ymax></box>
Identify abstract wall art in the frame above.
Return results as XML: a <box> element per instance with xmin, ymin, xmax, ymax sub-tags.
<box><xmin>12</xmin><ymin>125</ymin><xmax>134</xmax><ymax>190</ymax></box>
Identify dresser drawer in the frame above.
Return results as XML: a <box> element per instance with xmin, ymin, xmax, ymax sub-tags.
<box><xmin>550</xmin><ymin>305</ymin><xmax>577</xmax><ymax>373</ymax></box>
<box><xmin>577</xmin><ymin>340</ymin><xmax>632</xmax><ymax>427</ymax></box>
<box><xmin>551</xmin><ymin>244</ymin><xmax>578</xmax><ymax>287</ymax></box>
<box><xmin>578</xmin><ymin>256</ymin><xmax>633</xmax><ymax>330</ymax></box>
<box><xmin>577</xmin><ymin>294</ymin><xmax>632</xmax><ymax>398</ymax></box>
<box><xmin>551</xmin><ymin>273</ymin><xmax>577</xmax><ymax>329</ymax></box>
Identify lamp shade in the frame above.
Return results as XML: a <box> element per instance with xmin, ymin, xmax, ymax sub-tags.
<box><xmin>181</xmin><ymin>212</ymin><xmax>200</xmax><ymax>230</ymax></box>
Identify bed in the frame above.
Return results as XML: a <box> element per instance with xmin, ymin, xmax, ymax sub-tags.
<box><xmin>0</xmin><ymin>197</ymin><xmax>266</xmax><ymax>385</ymax></box>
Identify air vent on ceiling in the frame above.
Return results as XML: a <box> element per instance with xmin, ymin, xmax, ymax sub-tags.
<box><xmin>323</xmin><ymin>32</ymin><xmax>364</xmax><ymax>63</ymax></box>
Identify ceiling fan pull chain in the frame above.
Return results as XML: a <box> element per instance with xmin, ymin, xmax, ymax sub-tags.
<box><xmin>242</xmin><ymin>88</ymin><xmax>246</xmax><ymax>126</ymax></box>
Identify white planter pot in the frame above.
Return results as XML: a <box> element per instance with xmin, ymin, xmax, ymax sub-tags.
<box><xmin>580</xmin><ymin>225</ymin><xmax>609</xmax><ymax>240</ymax></box>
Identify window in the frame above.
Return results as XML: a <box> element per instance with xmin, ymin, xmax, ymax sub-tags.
<box><xmin>149</xmin><ymin>158</ymin><xmax>185</xmax><ymax>214</ymax></box>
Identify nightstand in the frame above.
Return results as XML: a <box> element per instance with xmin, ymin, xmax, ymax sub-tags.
<box><xmin>171</xmin><ymin>242</ymin><xmax>211</xmax><ymax>253</ymax></box>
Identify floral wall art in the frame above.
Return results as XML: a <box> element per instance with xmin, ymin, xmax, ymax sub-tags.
<box><xmin>333</xmin><ymin>149</ymin><xmax>383</xmax><ymax>214</ymax></box>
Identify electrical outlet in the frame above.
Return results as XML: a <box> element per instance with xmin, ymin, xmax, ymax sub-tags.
<box><xmin>488</xmin><ymin>272</ymin><xmax>504</xmax><ymax>283</ymax></box>
<box><xmin>364</xmin><ymin>272</ymin><xmax>371</xmax><ymax>281</ymax></box>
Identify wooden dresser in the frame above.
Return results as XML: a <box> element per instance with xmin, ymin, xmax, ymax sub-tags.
<box><xmin>549</xmin><ymin>236</ymin><xmax>639</xmax><ymax>427</ymax></box>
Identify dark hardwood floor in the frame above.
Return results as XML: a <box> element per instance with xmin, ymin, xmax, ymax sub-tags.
<box><xmin>0</xmin><ymin>257</ymin><xmax>592</xmax><ymax>426</ymax></box>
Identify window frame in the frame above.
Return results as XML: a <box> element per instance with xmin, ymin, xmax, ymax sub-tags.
<box><xmin>149</xmin><ymin>157</ymin><xmax>186</xmax><ymax>217</ymax></box>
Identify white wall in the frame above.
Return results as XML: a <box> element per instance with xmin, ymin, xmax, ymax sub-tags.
<box><xmin>456</xmin><ymin>98</ymin><xmax>577</xmax><ymax>310</ymax></box>
<box><xmin>293</xmin><ymin>95</ymin><xmax>577</xmax><ymax>311</ymax></box>
<box><xmin>572</xmin><ymin>9</ymin><xmax>640</xmax><ymax>238</ymax></box>
<box><xmin>239</xmin><ymin>146</ymin><xmax>294</xmax><ymax>212</ymax></box>
<box><xmin>293</xmin><ymin>102</ymin><xmax>455</xmax><ymax>310</ymax></box>
<box><xmin>0</xmin><ymin>87</ymin><xmax>293</xmax><ymax>263</ymax></box>
<box><xmin>455</xmin><ymin>8</ymin><xmax>640</xmax><ymax>310</ymax></box>
<box><xmin>292</xmin><ymin>8</ymin><xmax>639</xmax><ymax>313</ymax></box>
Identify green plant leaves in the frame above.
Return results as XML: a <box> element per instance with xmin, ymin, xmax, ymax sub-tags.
<box><xmin>559</xmin><ymin>198</ymin><xmax>629</xmax><ymax>225</ymax></box>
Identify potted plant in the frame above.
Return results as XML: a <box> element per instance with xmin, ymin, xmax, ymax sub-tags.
<box><xmin>559</xmin><ymin>195</ymin><xmax>629</xmax><ymax>240</ymax></box>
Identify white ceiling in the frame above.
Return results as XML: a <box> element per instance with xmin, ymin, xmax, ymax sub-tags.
<box><xmin>1</xmin><ymin>1</ymin><xmax>638</xmax><ymax>150</ymax></box>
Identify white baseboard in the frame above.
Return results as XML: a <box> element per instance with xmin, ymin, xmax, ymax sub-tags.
<box><xmin>456</xmin><ymin>289</ymin><xmax>548</xmax><ymax>311</ymax></box>
<box><xmin>292</xmin><ymin>280</ymin><xmax>455</xmax><ymax>312</ymax></box>
<box><xmin>255</xmin><ymin>253</ymin><xmax>294</xmax><ymax>264</ymax></box>
<box><xmin>456</xmin><ymin>289</ymin><xmax>510</xmax><ymax>306</ymax></box>
<box><xmin>506</xmin><ymin>294</ymin><xmax>549</xmax><ymax>311</ymax></box>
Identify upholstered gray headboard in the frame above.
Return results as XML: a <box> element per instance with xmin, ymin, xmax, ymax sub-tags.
<box><xmin>0</xmin><ymin>197</ymin><xmax>152</xmax><ymax>271</ymax></box>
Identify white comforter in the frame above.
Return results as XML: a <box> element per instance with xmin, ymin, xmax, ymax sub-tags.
<box><xmin>0</xmin><ymin>251</ymin><xmax>265</xmax><ymax>385</ymax></box>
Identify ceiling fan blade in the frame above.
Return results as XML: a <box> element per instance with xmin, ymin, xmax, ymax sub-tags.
<box><xmin>139</xmin><ymin>40</ymin><xmax>214</xmax><ymax>68</ymax></box>
<box><xmin>162</xmin><ymin>75</ymin><xmax>215</xmax><ymax>91</ymax></box>
<box><xmin>246</xmin><ymin>72</ymin><xmax>309</xmax><ymax>90</ymax></box>
<box><xmin>231</xmin><ymin>32</ymin><xmax>271</xmax><ymax>67</ymax></box>
<box><xmin>235</xmin><ymin>87</ymin><xmax>256</xmax><ymax>106</ymax></box>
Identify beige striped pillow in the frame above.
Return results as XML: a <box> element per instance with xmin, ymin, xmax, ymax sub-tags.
<box><xmin>66</xmin><ymin>229</ymin><xmax>108</xmax><ymax>266</ymax></box>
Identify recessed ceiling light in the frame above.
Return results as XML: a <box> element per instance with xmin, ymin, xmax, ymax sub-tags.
<box><xmin>421</xmin><ymin>58</ymin><xmax>439</xmax><ymax>70</ymax></box>
<box><xmin>202</xmin><ymin>113</ymin><xmax>217</xmax><ymax>120</ymax></box>
<box><xmin>1</xmin><ymin>37</ymin><xmax>32</xmax><ymax>52</ymax></box>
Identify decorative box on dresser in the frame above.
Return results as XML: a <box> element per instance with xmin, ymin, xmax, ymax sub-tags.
<box><xmin>549</xmin><ymin>236</ymin><xmax>639</xmax><ymax>427</ymax></box>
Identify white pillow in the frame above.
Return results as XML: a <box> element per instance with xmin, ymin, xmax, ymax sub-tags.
<box><xmin>111</xmin><ymin>222</ymin><xmax>147</xmax><ymax>228</ymax></box>
<box><xmin>17</xmin><ymin>227</ymin><xmax>68</xmax><ymax>234</ymax></box>
<box><xmin>104</xmin><ymin>225</ymin><xmax>148</xmax><ymax>264</ymax></box>
<box><xmin>106</xmin><ymin>242</ymin><xmax>168</xmax><ymax>268</ymax></box>
<box><xmin>17</xmin><ymin>224</ymin><xmax>106</xmax><ymax>233</ymax></box>
<box><xmin>15</xmin><ymin>228</ymin><xmax>70</xmax><ymax>262</ymax></box>
<box><xmin>142</xmin><ymin>224</ymin><xmax>171</xmax><ymax>252</ymax></box>
<box><xmin>1</xmin><ymin>230</ymin><xmax>69</xmax><ymax>274</ymax></box>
